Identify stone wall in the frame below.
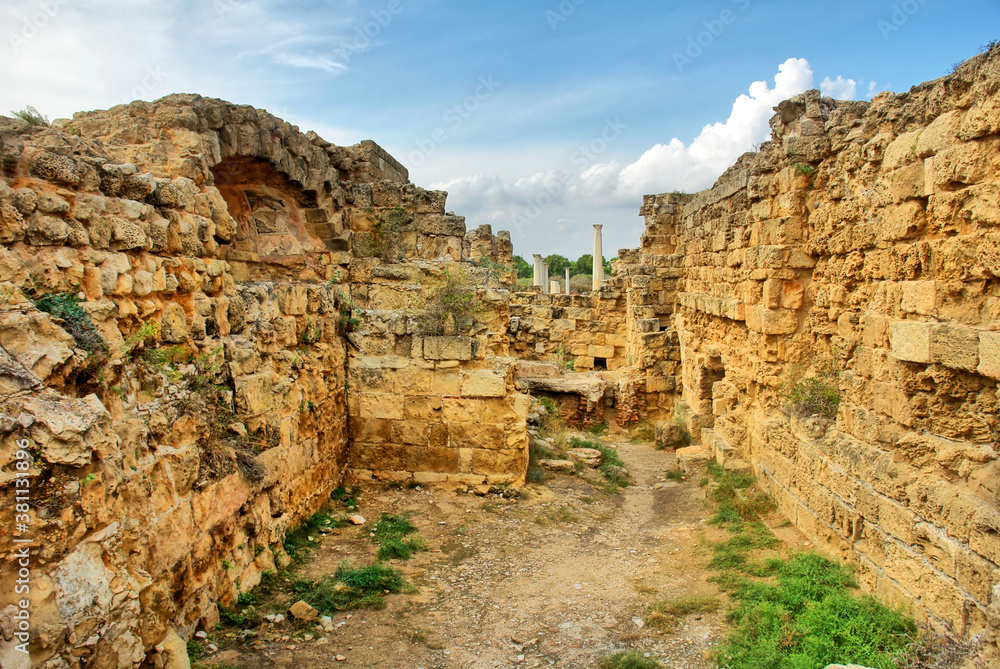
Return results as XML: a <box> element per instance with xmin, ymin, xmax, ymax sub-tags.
<box><xmin>633</xmin><ymin>46</ymin><xmax>1000</xmax><ymax>646</ymax></box>
<box><xmin>0</xmin><ymin>94</ymin><xmax>524</xmax><ymax>668</ymax></box>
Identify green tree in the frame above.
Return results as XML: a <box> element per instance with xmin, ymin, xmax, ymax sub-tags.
<box><xmin>573</xmin><ymin>254</ymin><xmax>593</xmax><ymax>275</ymax></box>
<box><xmin>544</xmin><ymin>254</ymin><xmax>570</xmax><ymax>276</ymax></box>
<box><xmin>512</xmin><ymin>255</ymin><xmax>532</xmax><ymax>279</ymax></box>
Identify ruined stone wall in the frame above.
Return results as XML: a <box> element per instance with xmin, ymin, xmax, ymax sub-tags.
<box><xmin>638</xmin><ymin>47</ymin><xmax>1000</xmax><ymax>644</ymax></box>
<box><xmin>346</xmin><ymin>261</ymin><xmax>530</xmax><ymax>487</ymax></box>
<box><xmin>508</xmin><ymin>290</ymin><xmax>627</xmax><ymax>370</ymax></box>
<box><xmin>0</xmin><ymin>94</ymin><xmax>524</xmax><ymax>668</ymax></box>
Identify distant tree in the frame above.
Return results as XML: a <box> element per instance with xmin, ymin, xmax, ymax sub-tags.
<box><xmin>544</xmin><ymin>254</ymin><xmax>571</xmax><ymax>277</ymax></box>
<box><xmin>573</xmin><ymin>254</ymin><xmax>593</xmax><ymax>275</ymax></box>
<box><xmin>512</xmin><ymin>255</ymin><xmax>533</xmax><ymax>279</ymax></box>
<box><xmin>603</xmin><ymin>256</ymin><xmax>612</xmax><ymax>275</ymax></box>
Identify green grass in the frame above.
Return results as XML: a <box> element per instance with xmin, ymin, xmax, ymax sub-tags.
<box><xmin>585</xmin><ymin>421</ymin><xmax>609</xmax><ymax>436</ymax></box>
<box><xmin>290</xmin><ymin>562</ymin><xmax>407</xmax><ymax>613</ymax></box>
<box><xmin>702</xmin><ymin>460</ymin><xmax>918</xmax><ymax>669</ymax></box>
<box><xmin>371</xmin><ymin>513</ymin><xmax>429</xmax><ymax>561</ymax></box>
<box><xmin>785</xmin><ymin>376</ymin><xmax>840</xmax><ymax>419</ymax></box>
<box><xmin>571</xmin><ymin>437</ymin><xmax>631</xmax><ymax>488</ymax></box>
<box><xmin>282</xmin><ymin>509</ymin><xmax>348</xmax><ymax>562</ymax></box>
<box><xmin>646</xmin><ymin>595</ymin><xmax>720</xmax><ymax>631</ymax></box>
<box><xmin>598</xmin><ymin>650</ymin><xmax>664</xmax><ymax>669</ymax></box>
<box><xmin>664</xmin><ymin>469</ymin><xmax>685</xmax><ymax>481</ymax></box>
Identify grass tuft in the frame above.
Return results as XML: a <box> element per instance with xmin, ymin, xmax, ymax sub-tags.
<box><xmin>371</xmin><ymin>513</ymin><xmax>429</xmax><ymax>561</ymax></box>
<box><xmin>598</xmin><ymin>650</ymin><xmax>664</xmax><ymax>669</ymax></box>
<box><xmin>646</xmin><ymin>595</ymin><xmax>720</xmax><ymax>631</ymax></box>
<box><xmin>291</xmin><ymin>562</ymin><xmax>406</xmax><ymax>613</ymax></box>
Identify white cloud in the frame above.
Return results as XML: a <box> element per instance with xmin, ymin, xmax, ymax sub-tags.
<box><xmin>436</xmin><ymin>57</ymin><xmax>818</xmax><ymax>226</ymax></box>
<box><xmin>820</xmin><ymin>75</ymin><xmax>858</xmax><ymax>100</ymax></box>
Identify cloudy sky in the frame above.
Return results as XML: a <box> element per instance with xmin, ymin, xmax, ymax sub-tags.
<box><xmin>1</xmin><ymin>0</ymin><xmax>997</xmax><ymax>260</ymax></box>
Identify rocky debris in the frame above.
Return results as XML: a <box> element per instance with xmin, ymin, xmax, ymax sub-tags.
<box><xmin>288</xmin><ymin>600</ymin><xmax>320</xmax><ymax>623</ymax></box>
<box><xmin>655</xmin><ymin>422</ymin><xmax>681</xmax><ymax>449</ymax></box>
<box><xmin>348</xmin><ymin>514</ymin><xmax>366</xmax><ymax>526</ymax></box>
<box><xmin>676</xmin><ymin>446</ymin><xmax>712</xmax><ymax>473</ymax></box>
<box><xmin>159</xmin><ymin>630</ymin><xmax>191</xmax><ymax>669</ymax></box>
<box><xmin>568</xmin><ymin>448</ymin><xmax>602</xmax><ymax>468</ymax></box>
<box><xmin>539</xmin><ymin>459</ymin><xmax>575</xmax><ymax>472</ymax></box>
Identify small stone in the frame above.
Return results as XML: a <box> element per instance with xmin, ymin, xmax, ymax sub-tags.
<box><xmin>273</xmin><ymin>614</ymin><xmax>285</xmax><ymax>624</ymax></box>
<box><xmin>194</xmin><ymin>630</ymin><xmax>208</xmax><ymax>640</ymax></box>
<box><xmin>336</xmin><ymin>654</ymin><xmax>347</xmax><ymax>662</ymax></box>
<box><xmin>348</xmin><ymin>515</ymin><xmax>366</xmax><ymax>525</ymax></box>
<box><xmin>288</xmin><ymin>600</ymin><xmax>319</xmax><ymax>623</ymax></box>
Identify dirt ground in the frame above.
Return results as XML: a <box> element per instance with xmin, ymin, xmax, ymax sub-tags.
<box><xmin>196</xmin><ymin>427</ymin><xmax>803</xmax><ymax>669</ymax></box>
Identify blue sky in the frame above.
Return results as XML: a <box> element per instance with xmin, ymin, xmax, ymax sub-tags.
<box><xmin>2</xmin><ymin>0</ymin><xmax>997</xmax><ymax>260</ymax></box>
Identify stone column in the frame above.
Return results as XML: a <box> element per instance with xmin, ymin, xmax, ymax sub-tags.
<box><xmin>542</xmin><ymin>262</ymin><xmax>549</xmax><ymax>294</ymax></box>
<box><xmin>565</xmin><ymin>268</ymin><xmax>571</xmax><ymax>295</ymax></box>
<box><xmin>593</xmin><ymin>225</ymin><xmax>604</xmax><ymax>291</ymax></box>
<box><xmin>532</xmin><ymin>254</ymin><xmax>543</xmax><ymax>288</ymax></box>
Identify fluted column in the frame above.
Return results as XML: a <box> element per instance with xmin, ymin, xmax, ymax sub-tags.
<box><xmin>532</xmin><ymin>254</ymin><xmax>543</xmax><ymax>288</ymax></box>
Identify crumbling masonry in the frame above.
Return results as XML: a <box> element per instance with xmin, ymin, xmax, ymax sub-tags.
<box><xmin>0</xmin><ymin>45</ymin><xmax>998</xmax><ymax>668</ymax></box>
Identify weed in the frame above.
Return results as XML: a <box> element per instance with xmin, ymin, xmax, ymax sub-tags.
<box><xmin>664</xmin><ymin>469</ymin><xmax>685</xmax><ymax>481</ymax></box>
<box><xmin>354</xmin><ymin>207</ymin><xmax>411</xmax><ymax>261</ymax></box>
<box><xmin>895</xmin><ymin>628</ymin><xmax>980</xmax><ymax>669</ymax></box>
<box><xmin>11</xmin><ymin>106</ymin><xmax>49</xmax><ymax>126</ymax></box>
<box><xmin>415</xmin><ymin>269</ymin><xmax>483</xmax><ymax>336</ymax></box>
<box><xmin>283</xmin><ymin>510</ymin><xmax>348</xmax><ymax>563</ymax></box>
<box><xmin>222</xmin><ymin>559</ymin><xmax>233</xmax><ymax>569</ymax></box>
<box><xmin>536</xmin><ymin>505</ymin><xmax>578</xmax><ymax>525</ymax></box>
<box><xmin>371</xmin><ymin>513</ymin><xmax>428</xmax><ymax>561</ymax></box>
<box><xmin>556</xmin><ymin>348</ymin><xmax>575</xmax><ymax>372</ymax></box>
<box><xmin>300</xmin><ymin>318</ymin><xmax>321</xmax><ymax>344</ymax></box>
<box><xmin>784</xmin><ymin>376</ymin><xmax>841</xmax><ymax>419</ymax></box>
<box><xmin>585</xmin><ymin>421</ymin><xmax>608</xmax><ymax>436</ymax></box>
<box><xmin>572</xmin><ymin>438</ymin><xmax>631</xmax><ymax>488</ymax></box>
<box><xmin>676</xmin><ymin>417</ymin><xmax>692</xmax><ymax>448</ymax></box>
<box><xmin>646</xmin><ymin>595</ymin><xmax>720</xmax><ymax>631</ymax></box>
<box><xmin>32</xmin><ymin>292</ymin><xmax>107</xmax><ymax>358</ymax></box>
<box><xmin>791</xmin><ymin>162</ymin><xmax>816</xmax><ymax>175</ymax></box>
<box><xmin>335</xmin><ymin>292</ymin><xmax>361</xmax><ymax>333</ymax></box>
<box><xmin>80</xmin><ymin>473</ymin><xmax>98</xmax><ymax>486</ymax></box>
<box><xmin>293</xmin><ymin>562</ymin><xmax>406</xmax><ymax>613</ymax></box>
<box><xmin>598</xmin><ymin>650</ymin><xmax>664</xmax><ymax>669</ymax></box>
<box><xmin>477</xmin><ymin>256</ymin><xmax>515</xmax><ymax>284</ymax></box>
<box><xmin>121</xmin><ymin>320</ymin><xmax>159</xmax><ymax>355</ymax></box>
<box><xmin>406</xmin><ymin>479</ymin><xmax>422</xmax><ymax>490</ymax></box>
<box><xmin>538</xmin><ymin>397</ymin><xmax>557</xmax><ymax>415</ymax></box>
<box><xmin>186</xmin><ymin>640</ymin><xmax>205</xmax><ymax>661</ymax></box>
<box><xmin>218</xmin><ymin>605</ymin><xmax>259</xmax><ymax>628</ymax></box>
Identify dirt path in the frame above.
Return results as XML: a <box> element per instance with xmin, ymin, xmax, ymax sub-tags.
<box><xmin>200</xmin><ymin>433</ymin><xmax>732</xmax><ymax>669</ymax></box>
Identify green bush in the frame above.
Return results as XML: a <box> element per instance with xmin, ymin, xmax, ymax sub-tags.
<box><xmin>785</xmin><ymin>376</ymin><xmax>841</xmax><ymax>419</ymax></box>
<box><xmin>293</xmin><ymin>562</ymin><xmax>406</xmax><ymax>613</ymax></box>
<box><xmin>10</xmin><ymin>106</ymin><xmax>49</xmax><ymax>126</ymax></box>
<box><xmin>415</xmin><ymin>270</ymin><xmax>483</xmax><ymax>336</ymax></box>
<box><xmin>371</xmin><ymin>513</ymin><xmax>428</xmax><ymax>561</ymax></box>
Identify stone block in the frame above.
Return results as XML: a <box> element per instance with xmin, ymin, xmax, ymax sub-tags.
<box><xmin>192</xmin><ymin>474</ymin><xmax>249</xmax><ymax>531</ymax></box>
<box><xmin>394</xmin><ymin>367</ymin><xmax>433</xmax><ymax>394</ymax></box>
<box><xmin>160</xmin><ymin>302</ymin><xmax>188</xmax><ymax>342</ymax></box>
<box><xmin>442</xmin><ymin>398</ymin><xmax>479</xmax><ymax>423</ymax></box>
<box><xmin>888</xmin><ymin>164</ymin><xmax>925</xmax><ymax>202</ymax></box>
<box><xmin>899</xmin><ymin>281</ymin><xmax>936</xmax><ymax>315</ymax></box>
<box><xmin>745</xmin><ymin>305</ymin><xmax>798</xmax><ymax>335</ymax></box>
<box><xmin>460</xmin><ymin>370</ymin><xmax>505</xmax><ymax>397</ymax></box>
<box><xmin>423</xmin><ymin>336</ymin><xmax>473</xmax><ymax>361</ymax></box>
<box><xmin>358</xmin><ymin>393</ymin><xmax>404</xmax><ymax>420</ymax></box>
<box><xmin>234</xmin><ymin>371</ymin><xmax>278</xmax><ymax>415</ymax></box>
<box><xmin>391</xmin><ymin>420</ymin><xmax>430</xmax><ymax>446</ymax></box>
<box><xmin>929</xmin><ymin>324</ymin><xmax>980</xmax><ymax>371</ymax></box>
<box><xmin>349</xmin><ymin>417</ymin><xmax>392</xmax><ymax>444</ymax></box>
<box><xmin>472</xmin><ymin>448</ymin><xmax>527</xmax><ymax>476</ymax></box>
<box><xmin>432</xmin><ymin>370</ymin><xmax>461</xmax><ymax>395</ymax></box>
<box><xmin>404</xmin><ymin>395</ymin><xmax>443</xmax><ymax>421</ymax></box>
<box><xmin>450</xmin><ymin>423</ymin><xmax>505</xmax><ymax>450</ymax></box>
<box><xmin>978</xmin><ymin>331</ymin><xmax>1000</xmax><ymax>380</ymax></box>
<box><xmin>890</xmin><ymin>321</ymin><xmax>931</xmax><ymax>363</ymax></box>
<box><xmin>588</xmin><ymin>344</ymin><xmax>615</xmax><ymax>358</ymax></box>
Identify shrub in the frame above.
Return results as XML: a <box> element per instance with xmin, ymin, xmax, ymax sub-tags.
<box><xmin>294</xmin><ymin>562</ymin><xmax>407</xmax><ymax>613</ymax></box>
<box><xmin>785</xmin><ymin>376</ymin><xmax>841</xmax><ymax>419</ymax></box>
<box><xmin>415</xmin><ymin>270</ymin><xmax>482</xmax><ymax>336</ymax></box>
<box><xmin>10</xmin><ymin>106</ymin><xmax>49</xmax><ymax>126</ymax></box>
<box><xmin>354</xmin><ymin>207</ymin><xmax>411</xmax><ymax>261</ymax></box>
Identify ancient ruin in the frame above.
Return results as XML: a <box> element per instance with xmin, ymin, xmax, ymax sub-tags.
<box><xmin>0</xmin><ymin>42</ymin><xmax>998</xmax><ymax>669</ymax></box>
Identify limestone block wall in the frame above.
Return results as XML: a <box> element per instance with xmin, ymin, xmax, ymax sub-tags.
<box><xmin>346</xmin><ymin>260</ymin><xmax>530</xmax><ymax>486</ymax></box>
<box><xmin>640</xmin><ymin>46</ymin><xmax>1000</xmax><ymax>645</ymax></box>
<box><xmin>0</xmin><ymin>94</ymin><xmax>521</xmax><ymax>668</ymax></box>
<box><xmin>508</xmin><ymin>291</ymin><xmax>628</xmax><ymax>370</ymax></box>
